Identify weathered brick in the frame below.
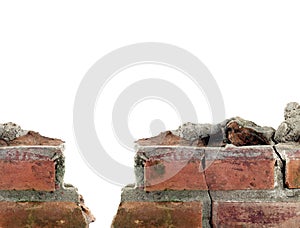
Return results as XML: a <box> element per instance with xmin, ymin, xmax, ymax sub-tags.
<box><xmin>138</xmin><ymin>147</ymin><xmax>206</xmax><ymax>191</ymax></box>
<box><xmin>144</xmin><ymin>159</ymin><xmax>207</xmax><ymax>191</ymax></box>
<box><xmin>213</xmin><ymin>201</ymin><xmax>300</xmax><ymax>227</ymax></box>
<box><xmin>0</xmin><ymin>201</ymin><xmax>90</xmax><ymax>228</ymax></box>
<box><xmin>0</xmin><ymin>146</ymin><xmax>64</xmax><ymax>191</ymax></box>
<box><xmin>276</xmin><ymin>145</ymin><xmax>300</xmax><ymax>188</ymax></box>
<box><xmin>286</xmin><ymin>159</ymin><xmax>300</xmax><ymax>188</ymax></box>
<box><xmin>0</xmin><ymin>160</ymin><xmax>55</xmax><ymax>191</ymax></box>
<box><xmin>112</xmin><ymin>201</ymin><xmax>202</xmax><ymax>228</ymax></box>
<box><xmin>205</xmin><ymin>146</ymin><xmax>276</xmax><ymax>190</ymax></box>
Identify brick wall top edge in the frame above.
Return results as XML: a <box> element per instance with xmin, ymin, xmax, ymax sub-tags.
<box><xmin>0</xmin><ymin>146</ymin><xmax>64</xmax><ymax>161</ymax></box>
<box><xmin>0</xmin><ymin>144</ymin><xmax>65</xmax><ymax>150</ymax></box>
<box><xmin>137</xmin><ymin>145</ymin><xmax>275</xmax><ymax>160</ymax></box>
<box><xmin>136</xmin><ymin>144</ymin><xmax>274</xmax><ymax>150</ymax></box>
<box><xmin>275</xmin><ymin>144</ymin><xmax>300</xmax><ymax>159</ymax></box>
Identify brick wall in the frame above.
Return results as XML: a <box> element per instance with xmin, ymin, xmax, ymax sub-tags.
<box><xmin>112</xmin><ymin>102</ymin><xmax>300</xmax><ymax>227</ymax></box>
<box><xmin>0</xmin><ymin>123</ymin><xmax>95</xmax><ymax>227</ymax></box>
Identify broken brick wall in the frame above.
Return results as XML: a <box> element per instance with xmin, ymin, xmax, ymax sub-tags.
<box><xmin>0</xmin><ymin>123</ymin><xmax>95</xmax><ymax>227</ymax></box>
<box><xmin>112</xmin><ymin>102</ymin><xmax>300</xmax><ymax>227</ymax></box>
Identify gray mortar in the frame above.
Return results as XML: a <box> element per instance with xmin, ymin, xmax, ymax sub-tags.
<box><xmin>0</xmin><ymin>185</ymin><xmax>79</xmax><ymax>203</ymax></box>
<box><xmin>0</xmin><ymin>122</ymin><xmax>28</xmax><ymax>142</ymax></box>
<box><xmin>273</xmin><ymin>147</ymin><xmax>285</xmax><ymax>190</ymax></box>
<box><xmin>210</xmin><ymin>188</ymin><xmax>300</xmax><ymax>202</ymax></box>
<box><xmin>275</xmin><ymin>102</ymin><xmax>300</xmax><ymax>143</ymax></box>
<box><xmin>121</xmin><ymin>185</ymin><xmax>211</xmax><ymax>228</ymax></box>
<box><xmin>134</xmin><ymin>154</ymin><xmax>145</xmax><ymax>188</ymax></box>
<box><xmin>53</xmin><ymin>153</ymin><xmax>65</xmax><ymax>188</ymax></box>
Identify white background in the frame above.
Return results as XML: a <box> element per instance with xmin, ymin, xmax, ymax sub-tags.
<box><xmin>1</xmin><ymin>1</ymin><xmax>300</xmax><ymax>227</ymax></box>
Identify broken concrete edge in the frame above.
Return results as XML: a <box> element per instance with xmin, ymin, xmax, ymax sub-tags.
<box><xmin>136</xmin><ymin>102</ymin><xmax>300</xmax><ymax>147</ymax></box>
<box><xmin>136</xmin><ymin>117</ymin><xmax>277</xmax><ymax>147</ymax></box>
<box><xmin>134</xmin><ymin>144</ymin><xmax>287</xmax><ymax>190</ymax></box>
<box><xmin>0</xmin><ymin>122</ymin><xmax>64</xmax><ymax>147</ymax></box>
<box><xmin>118</xmin><ymin>184</ymin><xmax>300</xmax><ymax>228</ymax></box>
<box><xmin>0</xmin><ymin>145</ymin><xmax>66</xmax><ymax>189</ymax></box>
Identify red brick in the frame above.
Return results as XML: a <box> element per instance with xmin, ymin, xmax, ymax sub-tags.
<box><xmin>205</xmin><ymin>147</ymin><xmax>275</xmax><ymax>190</ymax></box>
<box><xmin>145</xmin><ymin>159</ymin><xmax>207</xmax><ymax>191</ymax></box>
<box><xmin>213</xmin><ymin>201</ymin><xmax>300</xmax><ymax>227</ymax></box>
<box><xmin>0</xmin><ymin>201</ymin><xmax>89</xmax><ymax>228</ymax></box>
<box><xmin>280</xmin><ymin>147</ymin><xmax>300</xmax><ymax>188</ymax></box>
<box><xmin>142</xmin><ymin>147</ymin><xmax>207</xmax><ymax>191</ymax></box>
<box><xmin>112</xmin><ymin>201</ymin><xmax>202</xmax><ymax>228</ymax></box>
<box><xmin>0</xmin><ymin>160</ymin><xmax>55</xmax><ymax>191</ymax></box>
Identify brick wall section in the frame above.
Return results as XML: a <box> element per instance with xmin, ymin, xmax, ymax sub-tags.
<box><xmin>0</xmin><ymin>123</ymin><xmax>95</xmax><ymax>227</ymax></box>
<box><xmin>113</xmin><ymin>145</ymin><xmax>300</xmax><ymax>228</ymax></box>
<box><xmin>112</xmin><ymin>102</ymin><xmax>300</xmax><ymax>227</ymax></box>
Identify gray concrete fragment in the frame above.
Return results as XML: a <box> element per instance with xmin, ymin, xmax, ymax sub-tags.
<box><xmin>0</xmin><ymin>122</ymin><xmax>28</xmax><ymax>142</ymax></box>
<box><xmin>172</xmin><ymin>122</ymin><xmax>212</xmax><ymax>141</ymax></box>
<box><xmin>275</xmin><ymin>102</ymin><xmax>300</xmax><ymax>143</ymax></box>
<box><xmin>284</xmin><ymin>102</ymin><xmax>300</xmax><ymax>120</ymax></box>
<box><xmin>171</xmin><ymin>119</ymin><xmax>232</xmax><ymax>146</ymax></box>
